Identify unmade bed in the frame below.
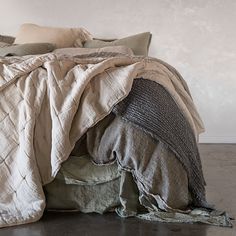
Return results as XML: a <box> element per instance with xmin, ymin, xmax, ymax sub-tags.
<box><xmin>0</xmin><ymin>24</ymin><xmax>232</xmax><ymax>228</ymax></box>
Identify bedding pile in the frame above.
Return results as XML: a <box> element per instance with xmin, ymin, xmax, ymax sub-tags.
<box><xmin>0</xmin><ymin>51</ymin><xmax>232</xmax><ymax>227</ymax></box>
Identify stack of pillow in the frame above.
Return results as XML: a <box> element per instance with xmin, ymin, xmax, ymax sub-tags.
<box><xmin>0</xmin><ymin>23</ymin><xmax>152</xmax><ymax>57</ymax></box>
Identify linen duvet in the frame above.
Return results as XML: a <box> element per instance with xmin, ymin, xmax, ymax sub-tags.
<box><xmin>0</xmin><ymin>51</ymin><xmax>232</xmax><ymax>227</ymax></box>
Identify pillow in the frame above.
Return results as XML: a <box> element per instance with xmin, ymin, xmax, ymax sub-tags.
<box><xmin>83</xmin><ymin>32</ymin><xmax>152</xmax><ymax>56</ymax></box>
<box><xmin>53</xmin><ymin>46</ymin><xmax>134</xmax><ymax>56</ymax></box>
<box><xmin>14</xmin><ymin>23</ymin><xmax>92</xmax><ymax>48</ymax></box>
<box><xmin>0</xmin><ymin>43</ymin><xmax>55</xmax><ymax>57</ymax></box>
<box><xmin>0</xmin><ymin>34</ymin><xmax>15</xmax><ymax>44</ymax></box>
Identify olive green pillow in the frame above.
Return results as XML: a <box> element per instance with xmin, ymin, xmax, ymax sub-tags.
<box><xmin>0</xmin><ymin>43</ymin><xmax>55</xmax><ymax>57</ymax></box>
<box><xmin>83</xmin><ymin>32</ymin><xmax>152</xmax><ymax>56</ymax></box>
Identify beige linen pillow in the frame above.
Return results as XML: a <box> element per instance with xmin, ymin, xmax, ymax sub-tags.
<box><xmin>14</xmin><ymin>24</ymin><xmax>92</xmax><ymax>48</ymax></box>
<box><xmin>83</xmin><ymin>32</ymin><xmax>152</xmax><ymax>56</ymax></box>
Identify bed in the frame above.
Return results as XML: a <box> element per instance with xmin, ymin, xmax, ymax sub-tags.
<box><xmin>0</xmin><ymin>24</ymin><xmax>232</xmax><ymax>228</ymax></box>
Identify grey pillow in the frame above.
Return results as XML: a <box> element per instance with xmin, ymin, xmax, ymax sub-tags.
<box><xmin>0</xmin><ymin>43</ymin><xmax>55</xmax><ymax>57</ymax></box>
<box><xmin>83</xmin><ymin>32</ymin><xmax>152</xmax><ymax>56</ymax></box>
<box><xmin>0</xmin><ymin>34</ymin><xmax>15</xmax><ymax>44</ymax></box>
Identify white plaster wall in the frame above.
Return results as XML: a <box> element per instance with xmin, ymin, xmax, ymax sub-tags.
<box><xmin>0</xmin><ymin>0</ymin><xmax>236</xmax><ymax>143</ymax></box>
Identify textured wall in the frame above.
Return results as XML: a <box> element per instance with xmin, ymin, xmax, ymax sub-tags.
<box><xmin>0</xmin><ymin>0</ymin><xmax>236</xmax><ymax>143</ymax></box>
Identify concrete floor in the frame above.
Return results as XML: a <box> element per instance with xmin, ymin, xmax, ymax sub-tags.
<box><xmin>0</xmin><ymin>144</ymin><xmax>235</xmax><ymax>236</ymax></box>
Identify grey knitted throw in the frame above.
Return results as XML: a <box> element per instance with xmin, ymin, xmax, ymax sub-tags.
<box><xmin>112</xmin><ymin>78</ymin><xmax>208</xmax><ymax>208</ymax></box>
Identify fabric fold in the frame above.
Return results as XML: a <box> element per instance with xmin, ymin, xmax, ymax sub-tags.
<box><xmin>112</xmin><ymin>78</ymin><xmax>207</xmax><ymax>207</ymax></box>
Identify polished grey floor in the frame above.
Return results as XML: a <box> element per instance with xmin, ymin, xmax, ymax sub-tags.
<box><xmin>1</xmin><ymin>144</ymin><xmax>235</xmax><ymax>236</ymax></box>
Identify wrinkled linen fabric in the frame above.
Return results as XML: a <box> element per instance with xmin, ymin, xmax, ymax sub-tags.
<box><xmin>86</xmin><ymin>115</ymin><xmax>191</xmax><ymax>211</ymax></box>
<box><xmin>84</xmin><ymin>114</ymin><xmax>232</xmax><ymax>227</ymax></box>
<box><xmin>44</xmin><ymin>154</ymin><xmax>121</xmax><ymax>213</ymax></box>
<box><xmin>44</xmin><ymin>154</ymin><xmax>141</xmax><ymax>215</ymax></box>
<box><xmin>69</xmin><ymin>114</ymin><xmax>190</xmax><ymax>213</ymax></box>
<box><xmin>0</xmin><ymin>51</ymin><xmax>204</xmax><ymax>227</ymax></box>
<box><xmin>137</xmin><ymin>210</ymin><xmax>233</xmax><ymax>227</ymax></box>
<box><xmin>112</xmin><ymin>78</ymin><xmax>207</xmax><ymax>207</ymax></box>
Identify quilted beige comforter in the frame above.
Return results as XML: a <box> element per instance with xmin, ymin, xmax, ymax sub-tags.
<box><xmin>0</xmin><ymin>52</ymin><xmax>204</xmax><ymax>227</ymax></box>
